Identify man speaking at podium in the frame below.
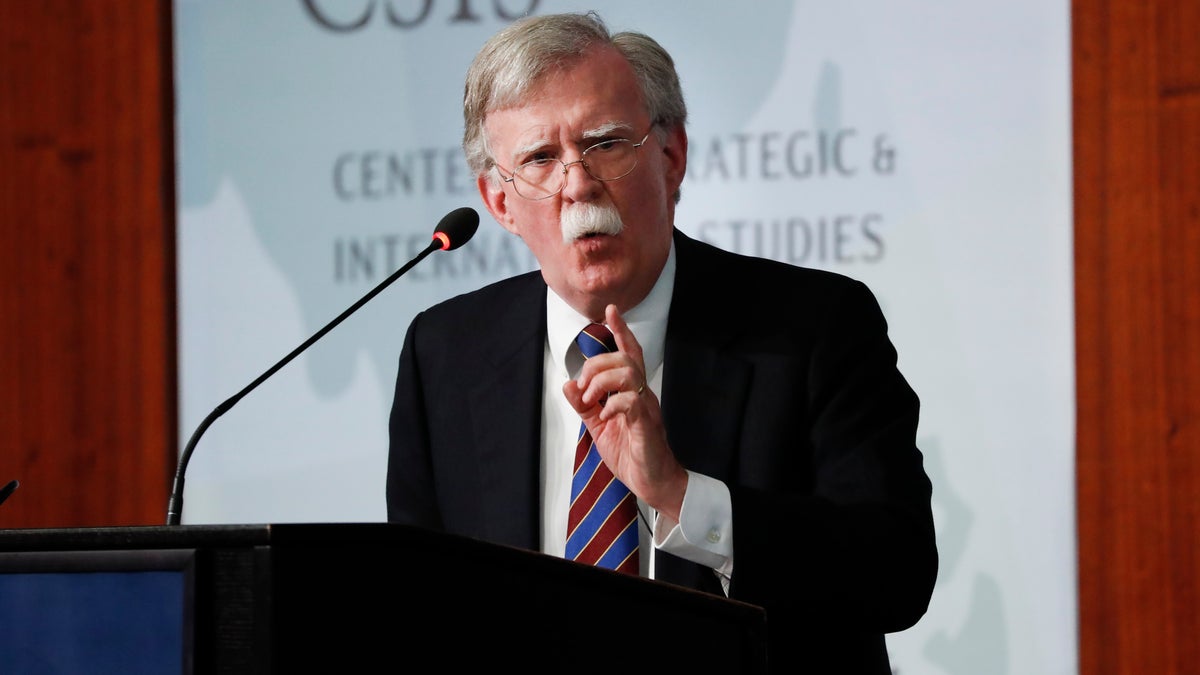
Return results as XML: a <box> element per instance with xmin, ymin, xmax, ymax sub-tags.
<box><xmin>387</xmin><ymin>11</ymin><xmax>937</xmax><ymax>673</ymax></box>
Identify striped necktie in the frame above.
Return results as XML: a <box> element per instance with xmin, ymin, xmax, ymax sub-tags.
<box><xmin>565</xmin><ymin>323</ymin><xmax>640</xmax><ymax>575</ymax></box>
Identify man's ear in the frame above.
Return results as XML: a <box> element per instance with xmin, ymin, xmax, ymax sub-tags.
<box><xmin>660</xmin><ymin>123</ymin><xmax>688</xmax><ymax>196</ymax></box>
<box><xmin>478</xmin><ymin>172</ymin><xmax>519</xmax><ymax>236</ymax></box>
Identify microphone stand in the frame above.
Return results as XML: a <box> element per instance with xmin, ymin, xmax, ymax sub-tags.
<box><xmin>167</xmin><ymin>209</ymin><xmax>476</xmax><ymax>526</ymax></box>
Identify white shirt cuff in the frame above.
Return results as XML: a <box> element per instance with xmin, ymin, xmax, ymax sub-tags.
<box><xmin>653</xmin><ymin>470</ymin><xmax>733</xmax><ymax>577</ymax></box>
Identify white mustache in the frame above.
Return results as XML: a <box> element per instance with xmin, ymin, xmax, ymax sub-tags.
<box><xmin>561</xmin><ymin>202</ymin><xmax>624</xmax><ymax>244</ymax></box>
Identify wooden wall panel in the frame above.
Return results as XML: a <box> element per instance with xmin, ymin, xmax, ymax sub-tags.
<box><xmin>0</xmin><ymin>2</ymin><xmax>175</xmax><ymax>527</ymax></box>
<box><xmin>1074</xmin><ymin>0</ymin><xmax>1200</xmax><ymax>673</ymax></box>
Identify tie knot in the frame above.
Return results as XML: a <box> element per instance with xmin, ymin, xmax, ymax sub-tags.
<box><xmin>576</xmin><ymin>323</ymin><xmax>616</xmax><ymax>359</ymax></box>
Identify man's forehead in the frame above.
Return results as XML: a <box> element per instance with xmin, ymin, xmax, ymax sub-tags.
<box><xmin>484</xmin><ymin>47</ymin><xmax>644</xmax><ymax>137</ymax></box>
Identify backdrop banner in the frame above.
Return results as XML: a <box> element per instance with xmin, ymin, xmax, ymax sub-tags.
<box><xmin>175</xmin><ymin>2</ymin><xmax>1074</xmax><ymax>673</ymax></box>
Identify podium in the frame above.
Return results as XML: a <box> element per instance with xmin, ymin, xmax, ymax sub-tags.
<box><xmin>0</xmin><ymin>523</ymin><xmax>767</xmax><ymax>673</ymax></box>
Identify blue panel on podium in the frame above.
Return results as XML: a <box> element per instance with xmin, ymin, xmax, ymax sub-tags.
<box><xmin>0</xmin><ymin>571</ymin><xmax>185</xmax><ymax>673</ymax></box>
<box><xmin>0</xmin><ymin>548</ymin><xmax>194</xmax><ymax>674</ymax></box>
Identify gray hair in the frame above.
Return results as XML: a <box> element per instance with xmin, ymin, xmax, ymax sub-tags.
<box><xmin>462</xmin><ymin>11</ymin><xmax>687</xmax><ymax>180</ymax></box>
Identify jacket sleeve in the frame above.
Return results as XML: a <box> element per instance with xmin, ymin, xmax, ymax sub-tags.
<box><xmin>727</xmin><ymin>277</ymin><xmax>938</xmax><ymax>635</ymax></box>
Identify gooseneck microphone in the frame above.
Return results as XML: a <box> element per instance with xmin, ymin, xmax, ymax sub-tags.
<box><xmin>0</xmin><ymin>479</ymin><xmax>17</xmax><ymax>507</ymax></box>
<box><xmin>166</xmin><ymin>207</ymin><xmax>480</xmax><ymax>525</ymax></box>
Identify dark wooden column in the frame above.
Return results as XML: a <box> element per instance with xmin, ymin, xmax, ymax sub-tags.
<box><xmin>1073</xmin><ymin>0</ymin><xmax>1200</xmax><ymax>672</ymax></box>
<box><xmin>0</xmin><ymin>1</ymin><xmax>175</xmax><ymax>526</ymax></box>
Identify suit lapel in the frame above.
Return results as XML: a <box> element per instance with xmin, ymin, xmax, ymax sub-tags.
<box><xmin>656</xmin><ymin>232</ymin><xmax>753</xmax><ymax>591</ymax></box>
<box><xmin>661</xmin><ymin>231</ymin><xmax>751</xmax><ymax>482</ymax></box>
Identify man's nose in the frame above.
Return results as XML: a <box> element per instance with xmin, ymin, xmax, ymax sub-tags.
<box><xmin>559</xmin><ymin>158</ymin><xmax>601</xmax><ymax>200</ymax></box>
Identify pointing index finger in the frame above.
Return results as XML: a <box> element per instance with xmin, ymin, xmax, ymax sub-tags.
<box><xmin>605</xmin><ymin>304</ymin><xmax>645</xmax><ymax>372</ymax></box>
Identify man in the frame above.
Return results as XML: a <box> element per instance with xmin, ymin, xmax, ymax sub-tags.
<box><xmin>388</xmin><ymin>11</ymin><xmax>936</xmax><ymax>673</ymax></box>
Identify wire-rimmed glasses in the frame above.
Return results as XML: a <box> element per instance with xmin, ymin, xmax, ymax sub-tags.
<box><xmin>497</xmin><ymin>132</ymin><xmax>652</xmax><ymax>200</ymax></box>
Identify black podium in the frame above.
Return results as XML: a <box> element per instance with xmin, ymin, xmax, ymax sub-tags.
<box><xmin>0</xmin><ymin>523</ymin><xmax>767</xmax><ymax>673</ymax></box>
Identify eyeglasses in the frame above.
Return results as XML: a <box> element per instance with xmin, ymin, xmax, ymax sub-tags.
<box><xmin>497</xmin><ymin>132</ymin><xmax>652</xmax><ymax>200</ymax></box>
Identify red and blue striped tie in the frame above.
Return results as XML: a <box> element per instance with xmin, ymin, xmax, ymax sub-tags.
<box><xmin>565</xmin><ymin>323</ymin><xmax>640</xmax><ymax>575</ymax></box>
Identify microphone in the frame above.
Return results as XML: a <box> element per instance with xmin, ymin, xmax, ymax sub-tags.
<box><xmin>0</xmin><ymin>479</ymin><xmax>17</xmax><ymax>507</ymax></box>
<box><xmin>166</xmin><ymin>207</ymin><xmax>479</xmax><ymax>525</ymax></box>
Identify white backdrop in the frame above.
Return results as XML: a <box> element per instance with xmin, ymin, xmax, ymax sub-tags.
<box><xmin>175</xmin><ymin>2</ymin><xmax>1074</xmax><ymax>673</ymax></box>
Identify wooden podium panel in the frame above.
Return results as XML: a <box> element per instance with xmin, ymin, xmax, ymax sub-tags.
<box><xmin>0</xmin><ymin>523</ymin><xmax>767</xmax><ymax>673</ymax></box>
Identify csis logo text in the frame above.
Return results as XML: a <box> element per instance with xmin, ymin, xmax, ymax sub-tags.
<box><xmin>302</xmin><ymin>0</ymin><xmax>541</xmax><ymax>32</ymax></box>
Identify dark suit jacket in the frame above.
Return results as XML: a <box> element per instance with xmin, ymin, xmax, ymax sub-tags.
<box><xmin>388</xmin><ymin>228</ymin><xmax>937</xmax><ymax>673</ymax></box>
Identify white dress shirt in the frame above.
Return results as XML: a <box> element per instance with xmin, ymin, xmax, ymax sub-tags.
<box><xmin>538</xmin><ymin>242</ymin><xmax>734</xmax><ymax>589</ymax></box>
